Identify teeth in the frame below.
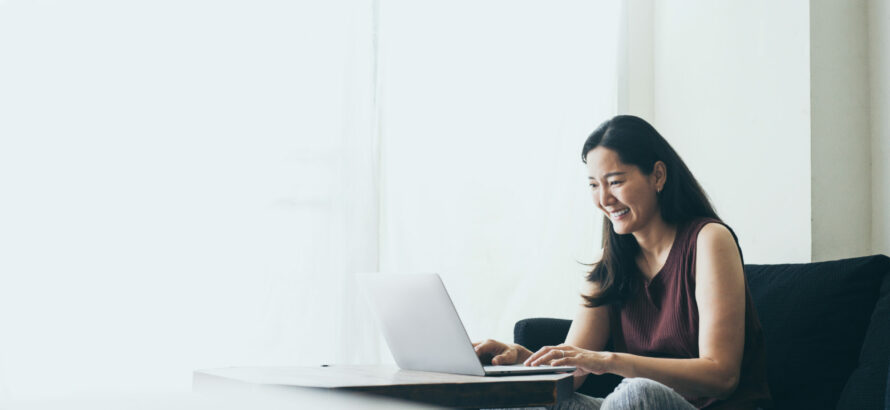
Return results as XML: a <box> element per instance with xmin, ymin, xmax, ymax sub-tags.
<box><xmin>610</xmin><ymin>208</ymin><xmax>629</xmax><ymax>218</ymax></box>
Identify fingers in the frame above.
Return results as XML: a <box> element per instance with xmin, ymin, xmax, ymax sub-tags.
<box><xmin>524</xmin><ymin>345</ymin><xmax>566</xmax><ymax>367</ymax></box>
<box><xmin>473</xmin><ymin>339</ymin><xmax>504</xmax><ymax>355</ymax></box>
<box><xmin>523</xmin><ymin>346</ymin><xmax>546</xmax><ymax>366</ymax></box>
<box><xmin>491</xmin><ymin>349</ymin><xmax>517</xmax><ymax>366</ymax></box>
<box><xmin>473</xmin><ymin>339</ymin><xmax>511</xmax><ymax>365</ymax></box>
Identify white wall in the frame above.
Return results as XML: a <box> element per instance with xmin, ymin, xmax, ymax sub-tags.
<box><xmin>810</xmin><ymin>0</ymin><xmax>872</xmax><ymax>261</ymax></box>
<box><xmin>870</xmin><ymin>0</ymin><xmax>890</xmax><ymax>256</ymax></box>
<box><xmin>651</xmin><ymin>0</ymin><xmax>813</xmax><ymax>263</ymax></box>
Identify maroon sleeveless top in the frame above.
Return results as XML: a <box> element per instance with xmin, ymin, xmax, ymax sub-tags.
<box><xmin>609</xmin><ymin>218</ymin><xmax>771</xmax><ymax>409</ymax></box>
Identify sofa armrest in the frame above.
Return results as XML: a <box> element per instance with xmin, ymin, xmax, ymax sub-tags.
<box><xmin>514</xmin><ymin>318</ymin><xmax>622</xmax><ymax>397</ymax></box>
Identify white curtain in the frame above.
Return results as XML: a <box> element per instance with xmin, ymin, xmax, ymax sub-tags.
<box><xmin>0</xmin><ymin>0</ymin><xmax>619</xmax><ymax>401</ymax></box>
<box><xmin>377</xmin><ymin>0</ymin><xmax>620</xmax><ymax>349</ymax></box>
<box><xmin>0</xmin><ymin>0</ymin><xmax>379</xmax><ymax>400</ymax></box>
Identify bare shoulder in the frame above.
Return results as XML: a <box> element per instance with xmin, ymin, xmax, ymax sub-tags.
<box><xmin>696</xmin><ymin>222</ymin><xmax>737</xmax><ymax>251</ymax></box>
<box><xmin>695</xmin><ymin>222</ymin><xmax>743</xmax><ymax>280</ymax></box>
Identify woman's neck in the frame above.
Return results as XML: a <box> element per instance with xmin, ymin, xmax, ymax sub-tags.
<box><xmin>632</xmin><ymin>215</ymin><xmax>677</xmax><ymax>265</ymax></box>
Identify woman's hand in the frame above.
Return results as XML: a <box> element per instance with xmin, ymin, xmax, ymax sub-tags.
<box><xmin>472</xmin><ymin>339</ymin><xmax>533</xmax><ymax>365</ymax></box>
<box><xmin>524</xmin><ymin>344</ymin><xmax>614</xmax><ymax>375</ymax></box>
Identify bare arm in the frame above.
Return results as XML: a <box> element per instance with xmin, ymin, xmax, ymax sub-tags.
<box><xmin>563</xmin><ymin>250</ymin><xmax>610</xmax><ymax>390</ymax></box>
<box><xmin>564</xmin><ymin>287</ymin><xmax>610</xmax><ymax>390</ymax></box>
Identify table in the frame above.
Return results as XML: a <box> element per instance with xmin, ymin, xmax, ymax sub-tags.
<box><xmin>193</xmin><ymin>365</ymin><xmax>575</xmax><ymax>408</ymax></box>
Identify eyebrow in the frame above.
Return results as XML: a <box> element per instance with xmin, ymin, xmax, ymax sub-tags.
<box><xmin>588</xmin><ymin>172</ymin><xmax>626</xmax><ymax>180</ymax></box>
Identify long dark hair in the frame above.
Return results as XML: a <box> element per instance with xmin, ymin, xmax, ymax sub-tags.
<box><xmin>581</xmin><ymin>115</ymin><xmax>719</xmax><ymax>308</ymax></box>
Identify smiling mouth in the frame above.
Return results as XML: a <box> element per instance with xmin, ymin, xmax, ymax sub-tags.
<box><xmin>609</xmin><ymin>208</ymin><xmax>629</xmax><ymax>218</ymax></box>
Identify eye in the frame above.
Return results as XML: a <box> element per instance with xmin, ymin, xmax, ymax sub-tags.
<box><xmin>589</xmin><ymin>183</ymin><xmax>598</xmax><ymax>189</ymax></box>
<box><xmin>609</xmin><ymin>180</ymin><xmax>623</xmax><ymax>186</ymax></box>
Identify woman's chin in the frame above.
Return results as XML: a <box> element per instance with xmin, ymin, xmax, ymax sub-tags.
<box><xmin>610</xmin><ymin>220</ymin><xmax>633</xmax><ymax>235</ymax></box>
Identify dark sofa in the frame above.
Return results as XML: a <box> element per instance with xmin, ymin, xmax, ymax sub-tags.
<box><xmin>514</xmin><ymin>255</ymin><xmax>890</xmax><ymax>410</ymax></box>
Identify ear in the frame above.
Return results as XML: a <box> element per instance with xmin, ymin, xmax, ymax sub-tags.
<box><xmin>653</xmin><ymin>161</ymin><xmax>667</xmax><ymax>192</ymax></box>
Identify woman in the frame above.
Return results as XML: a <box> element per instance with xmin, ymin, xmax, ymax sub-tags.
<box><xmin>473</xmin><ymin>116</ymin><xmax>771</xmax><ymax>409</ymax></box>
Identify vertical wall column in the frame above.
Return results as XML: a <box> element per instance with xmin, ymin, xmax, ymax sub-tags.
<box><xmin>869</xmin><ymin>0</ymin><xmax>890</xmax><ymax>256</ymax></box>
<box><xmin>618</xmin><ymin>0</ymin><xmax>654</xmax><ymax>121</ymax></box>
<box><xmin>809</xmin><ymin>0</ymin><xmax>872</xmax><ymax>261</ymax></box>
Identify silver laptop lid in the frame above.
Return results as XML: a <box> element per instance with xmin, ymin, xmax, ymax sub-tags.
<box><xmin>359</xmin><ymin>273</ymin><xmax>486</xmax><ymax>376</ymax></box>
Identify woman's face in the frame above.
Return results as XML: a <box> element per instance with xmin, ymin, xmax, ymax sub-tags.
<box><xmin>585</xmin><ymin>146</ymin><xmax>664</xmax><ymax>235</ymax></box>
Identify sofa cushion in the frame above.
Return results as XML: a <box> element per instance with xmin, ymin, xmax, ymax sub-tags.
<box><xmin>886</xmin><ymin>359</ymin><xmax>890</xmax><ymax>409</ymax></box>
<box><xmin>745</xmin><ymin>255</ymin><xmax>890</xmax><ymax>410</ymax></box>
<box><xmin>836</xmin><ymin>255</ymin><xmax>890</xmax><ymax>410</ymax></box>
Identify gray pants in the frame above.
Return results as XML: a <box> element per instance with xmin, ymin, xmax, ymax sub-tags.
<box><xmin>547</xmin><ymin>377</ymin><xmax>698</xmax><ymax>410</ymax></box>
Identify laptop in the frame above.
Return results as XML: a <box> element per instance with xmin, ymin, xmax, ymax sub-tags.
<box><xmin>359</xmin><ymin>273</ymin><xmax>577</xmax><ymax>376</ymax></box>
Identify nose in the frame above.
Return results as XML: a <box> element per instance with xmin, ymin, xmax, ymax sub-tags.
<box><xmin>598</xmin><ymin>185</ymin><xmax>615</xmax><ymax>207</ymax></box>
